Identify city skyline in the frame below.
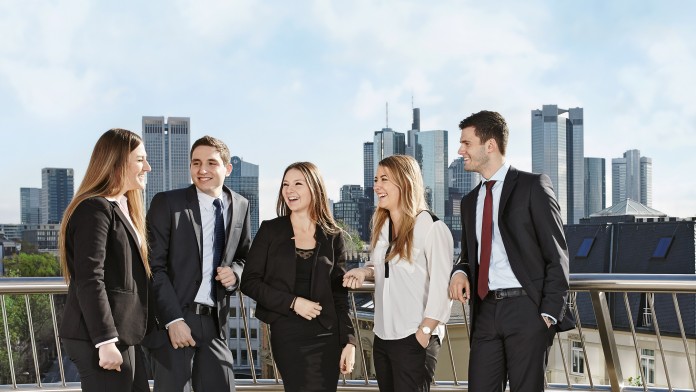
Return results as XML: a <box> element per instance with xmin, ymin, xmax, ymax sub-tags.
<box><xmin>1</xmin><ymin>1</ymin><xmax>695</xmax><ymax>223</ymax></box>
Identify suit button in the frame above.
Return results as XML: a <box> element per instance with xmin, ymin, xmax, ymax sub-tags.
<box><xmin>195</xmin><ymin>280</ymin><xmax>200</xmax><ymax>285</ymax></box>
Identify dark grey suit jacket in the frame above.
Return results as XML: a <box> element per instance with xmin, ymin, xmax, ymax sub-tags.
<box><xmin>452</xmin><ymin>166</ymin><xmax>571</xmax><ymax>337</ymax></box>
<box><xmin>60</xmin><ymin>197</ymin><xmax>150</xmax><ymax>346</ymax></box>
<box><xmin>143</xmin><ymin>185</ymin><xmax>251</xmax><ymax>346</ymax></box>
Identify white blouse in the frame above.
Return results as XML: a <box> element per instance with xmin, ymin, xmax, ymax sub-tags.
<box><xmin>367</xmin><ymin>211</ymin><xmax>454</xmax><ymax>340</ymax></box>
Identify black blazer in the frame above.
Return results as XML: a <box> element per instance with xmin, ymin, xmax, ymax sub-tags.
<box><xmin>59</xmin><ymin>197</ymin><xmax>150</xmax><ymax>346</ymax></box>
<box><xmin>240</xmin><ymin>216</ymin><xmax>356</xmax><ymax>346</ymax></box>
<box><xmin>143</xmin><ymin>185</ymin><xmax>251</xmax><ymax>345</ymax></box>
<box><xmin>453</xmin><ymin>166</ymin><xmax>571</xmax><ymax>336</ymax></box>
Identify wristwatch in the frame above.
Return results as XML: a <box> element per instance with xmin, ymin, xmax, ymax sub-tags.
<box><xmin>420</xmin><ymin>325</ymin><xmax>432</xmax><ymax>335</ymax></box>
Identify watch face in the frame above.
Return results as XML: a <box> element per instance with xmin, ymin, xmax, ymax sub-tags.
<box><xmin>421</xmin><ymin>326</ymin><xmax>431</xmax><ymax>334</ymax></box>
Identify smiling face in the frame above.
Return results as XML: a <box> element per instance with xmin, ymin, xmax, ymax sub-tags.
<box><xmin>458</xmin><ymin>126</ymin><xmax>491</xmax><ymax>176</ymax></box>
<box><xmin>122</xmin><ymin>143</ymin><xmax>151</xmax><ymax>193</ymax></box>
<box><xmin>282</xmin><ymin>168</ymin><xmax>312</xmax><ymax>214</ymax></box>
<box><xmin>190</xmin><ymin>145</ymin><xmax>232</xmax><ymax>198</ymax></box>
<box><xmin>374</xmin><ymin>165</ymin><xmax>401</xmax><ymax>213</ymax></box>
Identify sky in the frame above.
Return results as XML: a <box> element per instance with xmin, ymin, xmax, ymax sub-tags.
<box><xmin>1</xmin><ymin>0</ymin><xmax>695</xmax><ymax>223</ymax></box>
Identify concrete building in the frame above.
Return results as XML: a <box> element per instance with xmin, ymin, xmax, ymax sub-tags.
<box><xmin>142</xmin><ymin>116</ymin><xmax>191</xmax><ymax>208</ymax></box>
<box><xmin>20</xmin><ymin>188</ymin><xmax>41</xmax><ymax>225</ymax></box>
<box><xmin>417</xmin><ymin>130</ymin><xmax>448</xmax><ymax>218</ymax></box>
<box><xmin>531</xmin><ymin>105</ymin><xmax>584</xmax><ymax>224</ymax></box>
<box><xmin>224</xmin><ymin>156</ymin><xmax>259</xmax><ymax>238</ymax></box>
<box><xmin>41</xmin><ymin>168</ymin><xmax>74</xmax><ymax>224</ymax></box>
<box><xmin>612</xmin><ymin>149</ymin><xmax>652</xmax><ymax>207</ymax></box>
<box><xmin>584</xmin><ymin>157</ymin><xmax>606</xmax><ymax>217</ymax></box>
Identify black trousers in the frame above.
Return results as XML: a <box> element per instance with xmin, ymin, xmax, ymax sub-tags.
<box><xmin>62</xmin><ymin>338</ymin><xmax>149</xmax><ymax>392</ymax></box>
<box><xmin>469</xmin><ymin>295</ymin><xmax>551</xmax><ymax>392</ymax></box>
<box><xmin>373</xmin><ymin>333</ymin><xmax>441</xmax><ymax>392</ymax></box>
<box><xmin>270</xmin><ymin>312</ymin><xmax>341</xmax><ymax>392</ymax></box>
<box><xmin>147</xmin><ymin>311</ymin><xmax>235</xmax><ymax>392</ymax></box>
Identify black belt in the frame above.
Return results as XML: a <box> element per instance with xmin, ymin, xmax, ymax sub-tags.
<box><xmin>486</xmin><ymin>288</ymin><xmax>527</xmax><ymax>300</ymax></box>
<box><xmin>192</xmin><ymin>303</ymin><xmax>216</xmax><ymax>316</ymax></box>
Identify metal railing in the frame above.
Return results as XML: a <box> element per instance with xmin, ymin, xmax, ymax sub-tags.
<box><xmin>1</xmin><ymin>274</ymin><xmax>695</xmax><ymax>391</ymax></box>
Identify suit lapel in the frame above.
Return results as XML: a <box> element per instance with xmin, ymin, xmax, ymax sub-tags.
<box><xmin>185</xmin><ymin>185</ymin><xmax>204</xmax><ymax>261</ymax></box>
<box><xmin>462</xmin><ymin>183</ymin><xmax>481</xmax><ymax>283</ymax></box>
<box><xmin>498</xmin><ymin>166</ymin><xmax>518</xmax><ymax>221</ymax></box>
<box><xmin>223</xmin><ymin>186</ymin><xmax>243</xmax><ymax>263</ymax></box>
<box><xmin>110</xmin><ymin>202</ymin><xmax>143</xmax><ymax>264</ymax></box>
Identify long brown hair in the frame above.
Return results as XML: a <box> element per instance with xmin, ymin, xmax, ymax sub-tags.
<box><xmin>370</xmin><ymin>155</ymin><xmax>427</xmax><ymax>263</ymax></box>
<box><xmin>59</xmin><ymin>129</ymin><xmax>150</xmax><ymax>283</ymax></box>
<box><xmin>276</xmin><ymin>162</ymin><xmax>341</xmax><ymax>236</ymax></box>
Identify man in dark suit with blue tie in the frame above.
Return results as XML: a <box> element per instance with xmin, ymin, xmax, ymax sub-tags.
<box><xmin>143</xmin><ymin>136</ymin><xmax>251</xmax><ymax>392</ymax></box>
<box><xmin>448</xmin><ymin>111</ymin><xmax>571</xmax><ymax>391</ymax></box>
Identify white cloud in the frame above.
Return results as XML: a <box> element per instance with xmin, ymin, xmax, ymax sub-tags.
<box><xmin>174</xmin><ymin>0</ymin><xmax>276</xmax><ymax>44</ymax></box>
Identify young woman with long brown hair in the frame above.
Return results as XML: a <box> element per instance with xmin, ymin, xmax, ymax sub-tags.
<box><xmin>343</xmin><ymin>154</ymin><xmax>453</xmax><ymax>392</ymax></box>
<box><xmin>59</xmin><ymin>128</ymin><xmax>152</xmax><ymax>391</ymax></box>
<box><xmin>241</xmin><ymin>162</ymin><xmax>356</xmax><ymax>392</ymax></box>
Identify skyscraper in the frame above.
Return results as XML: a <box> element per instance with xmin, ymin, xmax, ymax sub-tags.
<box><xmin>333</xmin><ymin>185</ymin><xmax>372</xmax><ymax>241</ymax></box>
<box><xmin>406</xmin><ymin>108</ymin><xmax>421</xmax><ymax>159</ymax></box>
<box><xmin>567</xmin><ymin>107</ymin><xmax>585</xmax><ymax>224</ymax></box>
<box><xmin>373</xmin><ymin>128</ymin><xmax>406</xmax><ymax>164</ymax></box>
<box><xmin>224</xmin><ymin>156</ymin><xmax>260</xmax><ymax>238</ymax></box>
<box><xmin>612</xmin><ymin>149</ymin><xmax>652</xmax><ymax>207</ymax></box>
<box><xmin>446</xmin><ymin>157</ymin><xmax>480</xmax><ymax>251</ymax></box>
<box><xmin>531</xmin><ymin>105</ymin><xmax>584</xmax><ymax>224</ymax></box>
<box><xmin>20</xmin><ymin>187</ymin><xmax>41</xmax><ymax>225</ymax></box>
<box><xmin>417</xmin><ymin>130</ymin><xmax>448</xmax><ymax>218</ymax></box>
<box><xmin>584</xmin><ymin>157</ymin><xmax>606</xmax><ymax>217</ymax></box>
<box><xmin>640</xmin><ymin>157</ymin><xmax>652</xmax><ymax>207</ymax></box>
<box><xmin>372</xmin><ymin>128</ymin><xmax>405</xmax><ymax>203</ymax></box>
<box><xmin>41</xmin><ymin>168</ymin><xmax>74</xmax><ymax>224</ymax></box>
<box><xmin>143</xmin><ymin>116</ymin><xmax>191</xmax><ymax>208</ymax></box>
<box><xmin>363</xmin><ymin>142</ymin><xmax>374</xmax><ymax>199</ymax></box>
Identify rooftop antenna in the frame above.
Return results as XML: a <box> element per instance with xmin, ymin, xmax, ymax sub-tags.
<box><xmin>386</xmin><ymin>102</ymin><xmax>389</xmax><ymax>128</ymax></box>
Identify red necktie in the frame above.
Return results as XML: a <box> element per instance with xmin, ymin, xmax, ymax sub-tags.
<box><xmin>478</xmin><ymin>180</ymin><xmax>496</xmax><ymax>300</ymax></box>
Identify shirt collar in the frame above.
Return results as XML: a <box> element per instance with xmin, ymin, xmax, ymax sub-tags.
<box><xmin>485</xmin><ymin>162</ymin><xmax>510</xmax><ymax>184</ymax></box>
<box><xmin>196</xmin><ymin>188</ymin><xmax>229</xmax><ymax>211</ymax></box>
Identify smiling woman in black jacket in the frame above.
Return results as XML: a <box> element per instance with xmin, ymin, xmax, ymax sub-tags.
<box><xmin>58</xmin><ymin>129</ymin><xmax>152</xmax><ymax>392</ymax></box>
<box><xmin>241</xmin><ymin>161</ymin><xmax>356</xmax><ymax>392</ymax></box>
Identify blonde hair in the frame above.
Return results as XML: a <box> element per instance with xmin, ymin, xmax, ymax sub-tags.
<box><xmin>276</xmin><ymin>162</ymin><xmax>341</xmax><ymax>236</ymax></box>
<box><xmin>59</xmin><ymin>129</ymin><xmax>150</xmax><ymax>283</ymax></box>
<box><xmin>370</xmin><ymin>155</ymin><xmax>428</xmax><ymax>263</ymax></box>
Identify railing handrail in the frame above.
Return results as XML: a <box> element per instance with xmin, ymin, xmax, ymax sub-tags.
<box><xmin>4</xmin><ymin>273</ymin><xmax>696</xmax><ymax>295</ymax></box>
<box><xmin>2</xmin><ymin>274</ymin><xmax>696</xmax><ymax>392</ymax></box>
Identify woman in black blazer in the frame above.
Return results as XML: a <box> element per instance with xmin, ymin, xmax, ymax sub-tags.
<box><xmin>241</xmin><ymin>161</ymin><xmax>356</xmax><ymax>392</ymax></box>
<box><xmin>59</xmin><ymin>129</ymin><xmax>152</xmax><ymax>391</ymax></box>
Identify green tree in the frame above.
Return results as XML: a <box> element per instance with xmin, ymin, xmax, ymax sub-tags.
<box><xmin>0</xmin><ymin>252</ymin><xmax>61</xmax><ymax>384</ymax></box>
<box><xmin>3</xmin><ymin>253</ymin><xmax>60</xmax><ymax>277</ymax></box>
<box><xmin>336</xmin><ymin>221</ymin><xmax>365</xmax><ymax>254</ymax></box>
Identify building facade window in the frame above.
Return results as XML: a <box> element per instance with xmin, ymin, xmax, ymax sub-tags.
<box><xmin>640</xmin><ymin>348</ymin><xmax>655</xmax><ymax>385</ymax></box>
<box><xmin>571</xmin><ymin>341</ymin><xmax>584</xmax><ymax>375</ymax></box>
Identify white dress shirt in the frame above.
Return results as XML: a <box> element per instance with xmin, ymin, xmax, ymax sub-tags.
<box><xmin>476</xmin><ymin>163</ymin><xmax>523</xmax><ymax>291</ymax></box>
<box><xmin>193</xmin><ymin>189</ymin><xmax>230</xmax><ymax>307</ymax></box>
<box><xmin>367</xmin><ymin>211</ymin><xmax>454</xmax><ymax>340</ymax></box>
<box><xmin>465</xmin><ymin>163</ymin><xmax>556</xmax><ymax>323</ymax></box>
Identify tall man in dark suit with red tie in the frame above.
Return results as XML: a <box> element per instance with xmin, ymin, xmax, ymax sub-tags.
<box><xmin>142</xmin><ymin>136</ymin><xmax>251</xmax><ymax>391</ymax></box>
<box><xmin>448</xmin><ymin>111</ymin><xmax>570</xmax><ymax>391</ymax></box>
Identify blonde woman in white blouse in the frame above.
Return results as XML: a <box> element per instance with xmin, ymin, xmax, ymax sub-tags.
<box><xmin>343</xmin><ymin>154</ymin><xmax>453</xmax><ymax>392</ymax></box>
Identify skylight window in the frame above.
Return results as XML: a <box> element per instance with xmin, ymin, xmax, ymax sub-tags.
<box><xmin>652</xmin><ymin>237</ymin><xmax>673</xmax><ymax>258</ymax></box>
<box><xmin>576</xmin><ymin>238</ymin><xmax>595</xmax><ymax>258</ymax></box>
